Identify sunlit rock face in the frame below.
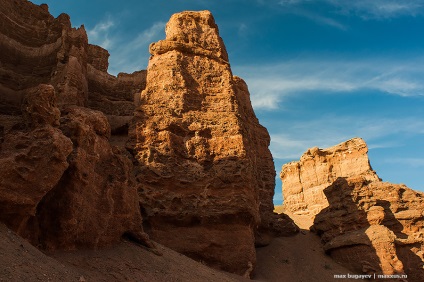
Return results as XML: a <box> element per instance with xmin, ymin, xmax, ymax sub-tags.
<box><xmin>281</xmin><ymin>138</ymin><xmax>379</xmax><ymax>215</ymax></box>
<box><xmin>129</xmin><ymin>10</ymin><xmax>279</xmax><ymax>276</ymax></box>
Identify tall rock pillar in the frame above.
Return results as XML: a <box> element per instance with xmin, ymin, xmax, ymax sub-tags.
<box><xmin>129</xmin><ymin>11</ymin><xmax>277</xmax><ymax>276</ymax></box>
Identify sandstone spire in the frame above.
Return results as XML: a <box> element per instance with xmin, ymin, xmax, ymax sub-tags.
<box><xmin>129</xmin><ymin>10</ymin><xmax>279</xmax><ymax>276</ymax></box>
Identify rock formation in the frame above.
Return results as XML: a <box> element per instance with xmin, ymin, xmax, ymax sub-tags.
<box><xmin>128</xmin><ymin>10</ymin><xmax>295</xmax><ymax>276</ymax></box>
<box><xmin>0</xmin><ymin>0</ymin><xmax>298</xmax><ymax>278</ymax></box>
<box><xmin>0</xmin><ymin>0</ymin><xmax>149</xmax><ymax>250</ymax></box>
<box><xmin>87</xmin><ymin>44</ymin><xmax>147</xmax><ymax>139</ymax></box>
<box><xmin>281</xmin><ymin>138</ymin><xmax>379</xmax><ymax>215</ymax></box>
<box><xmin>281</xmin><ymin>138</ymin><xmax>424</xmax><ymax>280</ymax></box>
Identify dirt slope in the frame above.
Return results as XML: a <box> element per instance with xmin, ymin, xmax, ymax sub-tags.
<box><xmin>0</xmin><ymin>223</ymin><xmax>245</xmax><ymax>282</ymax></box>
<box><xmin>253</xmin><ymin>214</ymin><xmax>356</xmax><ymax>282</ymax></box>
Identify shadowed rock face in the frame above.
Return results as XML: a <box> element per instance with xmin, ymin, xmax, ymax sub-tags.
<box><xmin>0</xmin><ymin>0</ymin><xmax>149</xmax><ymax>251</ymax></box>
<box><xmin>281</xmin><ymin>138</ymin><xmax>424</xmax><ymax>280</ymax></box>
<box><xmin>128</xmin><ymin>10</ymin><xmax>281</xmax><ymax>276</ymax></box>
<box><xmin>0</xmin><ymin>0</ymin><xmax>146</xmax><ymax>133</ymax></box>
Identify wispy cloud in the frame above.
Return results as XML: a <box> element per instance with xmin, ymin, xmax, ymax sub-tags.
<box><xmin>87</xmin><ymin>16</ymin><xmax>165</xmax><ymax>75</ymax></box>
<box><xmin>108</xmin><ymin>21</ymin><xmax>165</xmax><ymax>74</ymax></box>
<box><xmin>269</xmin><ymin>116</ymin><xmax>424</xmax><ymax>160</ymax></box>
<box><xmin>234</xmin><ymin>57</ymin><xmax>424</xmax><ymax>110</ymax></box>
<box><xmin>87</xmin><ymin>17</ymin><xmax>116</xmax><ymax>49</ymax></box>
<box><xmin>383</xmin><ymin>157</ymin><xmax>424</xmax><ymax>167</ymax></box>
<box><xmin>278</xmin><ymin>0</ymin><xmax>424</xmax><ymax>19</ymax></box>
<box><xmin>329</xmin><ymin>0</ymin><xmax>424</xmax><ymax>19</ymax></box>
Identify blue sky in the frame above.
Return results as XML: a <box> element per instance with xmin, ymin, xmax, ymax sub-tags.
<box><xmin>31</xmin><ymin>0</ymin><xmax>424</xmax><ymax>204</ymax></box>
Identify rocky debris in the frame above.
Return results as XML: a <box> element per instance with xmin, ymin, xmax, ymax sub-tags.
<box><xmin>128</xmin><ymin>10</ymin><xmax>291</xmax><ymax>276</ymax></box>
<box><xmin>281</xmin><ymin>139</ymin><xmax>424</xmax><ymax>280</ymax></box>
<box><xmin>0</xmin><ymin>223</ymin><xmax>83</xmax><ymax>281</ymax></box>
<box><xmin>281</xmin><ymin>138</ymin><xmax>379</xmax><ymax>215</ymax></box>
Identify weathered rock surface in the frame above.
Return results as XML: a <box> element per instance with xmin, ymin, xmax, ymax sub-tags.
<box><xmin>281</xmin><ymin>138</ymin><xmax>379</xmax><ymax>215</ymax></box>
<box><xmin>129</xmin><ymin>10</ymin><xmax>290</xmax><ymax>276</ymax></box>
<box><xmin>1</xmin><ymin>0</ymin><xmax>299</xmax><ymax>278</ymax></box>
<box><xmin>0</xmin><ymin>85</ymin><xmax>73</xmax><ymax>238</ymax></box>
<box><xmin>87</xmin><ymin>44</ymin><xmax>147</xmax><ymax>137</ymax></box>
<box><xmin>314</xmin><ymin>177</ymin><xmax>424</xmax><ymax>281</ymax></box>
<box><xmin>36</xmin><ymin>106</ymin><xmax>147</xmax><ymax>250</ymax></box>
<box><xmin>0</xmin><ymin>0</ymin><xmax>150</xmax><ymax>251</ymax></box>
<box><xmin>0</xmin><ymin>0</ymin><xmax>146</xmax><ymax>133</ymax></box>
<box><xmin>281</xmin><ymin>138</ymin><xmax>424</xmax><ymax>280</ymax></box>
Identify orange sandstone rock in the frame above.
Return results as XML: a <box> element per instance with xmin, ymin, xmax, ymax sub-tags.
<box><xmin>281</xmin><ymin>138</ymin><xmax>379</xmax><ymax>215</ymax></box>
<box><xmin>281</xmin><ymin>138</ymin><xmax>424</xmax><ymax>280</ymax></box>
<box><xmin>128</xmin><ymin>10</ymin><xmax>283</xmax><ymax>276</ymax></box>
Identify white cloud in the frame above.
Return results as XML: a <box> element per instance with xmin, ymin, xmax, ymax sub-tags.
<box><xmin>278</xmin><ymin>0</ymin><xmax>424</xmax><ymax>19</ymax></box>
<box><xmin>108</xmin><ymin>21</ymin><xmax>166</xmax><ymax>74</ymax></box>
<box><xmin>383</xmin><ymin>157</ymin><xmax>424</xmax><ymax>167</ymax></box>
<box><xmin>268</xmin><ymin>116</ymin><xmax>424</xmax><ymax>160</ymax></box>
<box><xmin>329</xmin><ymin>0</ymin><xmax>424</xmax><ymax>19</ymax></box>
<box><xmin>234</xmin><ymin>57</ymin><xmax>424</xmax><ymax>110</ymax></box>
<box><xmin>87</xmin><ymin>17</ymin><xmax>115</xmax><ymax>49</ymax></box>
<box><xmin>87</xmin><ymin>17</ymin><xmax>165</xmax><ymax>75</ymax></box>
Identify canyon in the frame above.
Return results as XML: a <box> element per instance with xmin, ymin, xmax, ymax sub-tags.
<box><xmin>0</xmin><ymin>0</ymin><xmax>423</xmax><ymax>281</ymax></box>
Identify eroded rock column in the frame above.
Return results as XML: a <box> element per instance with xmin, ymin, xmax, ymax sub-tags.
<box><xmin>129</xmin><ymin>11</ymin><xmax>277</xmax><ymax>276</ymax></box>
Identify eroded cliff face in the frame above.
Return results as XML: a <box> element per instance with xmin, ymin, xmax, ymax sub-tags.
<box><xmin>281</xmin><ymin>138</ymin><xmax>424</xmax><ymax>280</ymax></box>
<box><xmin>281</xmin><ymin>138</ymin><xmax>379</xmax><ymax>215</ymax></box>
<box><xmin>128</xmin><ymin>11</ymin><xmax>284</xmax><ymax>276</ymax></box>
<box><xmin>0</xmin><ymin>1</ymin><xmax>298</xmax><ymax>277</ymax></box>
<box><xmin>0</xmin><ymin>0</ymin><xmax>149</xmax><ymax>250</ymax></box>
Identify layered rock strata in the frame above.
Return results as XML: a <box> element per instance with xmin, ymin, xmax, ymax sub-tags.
<box><xmin>0</xmin><ymin>0</ymin><xmax>150</xmax><ymax>250</ymax></box>
<box><xmin>281</xmin><ymin>138</ymin><xmax>379</xmax><ymax>215</ymax></box>
<box><xmin>281</xmin><ymin>138</ymin><xmax>424</xmax><ymax>280</ymax></box>
<box><xmin>0</xmin><ymin>0</ymin><xmax>146</xmax><ymax>135</ymax></box>
<box><xmin>129</xmin><ymin>11</ymin><xmax>289</xmax><ymax>276</ymax></box>
<box><xmin>87</xmin><ymin>44</ymin><xmax>147</xmax><ymax>138</ymax></box>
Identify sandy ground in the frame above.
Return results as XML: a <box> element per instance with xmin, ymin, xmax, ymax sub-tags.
<box><xmin>1</xmin><ymin>215</ymin><xmax>356</xmax><ymax>282</ymax></box>
<box><xmin>0</xmin><ymin>223</ymin><xmax>244</xmax><ymax>282</ymax></box>
<box><xmin>254</xmin><ymin>213</ymin><xmax>356</xmax><ymax>282</ymax></box>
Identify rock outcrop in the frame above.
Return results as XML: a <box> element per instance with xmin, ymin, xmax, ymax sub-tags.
<box><xmin>0</xmin><ymin>85</ymin><xmax>73</xmax><ymax>238</ymax></box>
<box><xmin>0</xmin><ymin>0</ymin><xmax>150</xmax><ymax>251</ymax></box>
<box><xmin>0</xmin><ymin>0</ymin><xmax>146</xmax><ymax>137</ymax></box>
<box><xmin>281</xmin><ymin>138</ymin><xmax>379</xmax><ymax>215</ymax></box>
<box><xmin>87</xmin><ymin>44</ymin><xmax>147</xmax><ymax>138</ymax></box>
<box><xmin>128</xmin><ymin>10</ymin><xmax>292</xmax><ymax>276</ymax></box>
<box><xmin>281</xmin><ymin>138</ymin><xmax>424</xmax><ymax>280</ymax></box>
